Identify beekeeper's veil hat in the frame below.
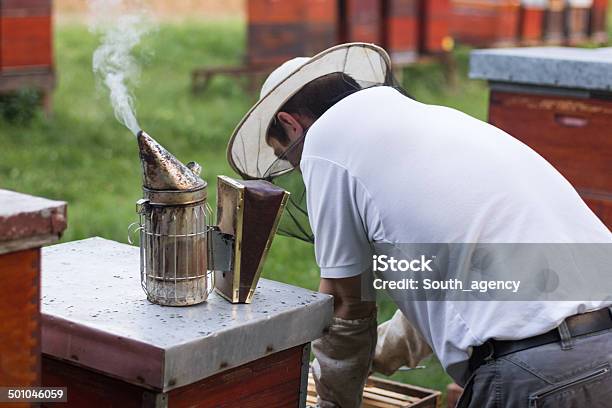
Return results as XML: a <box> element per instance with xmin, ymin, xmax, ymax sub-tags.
<box><xmin>227</xmin><ymin>43</ymin><xmax>398</xmax><ymax>242</ymax></box>
<box><xmin>227</xmin><ymin>42</ymin><xmax>396</xmax><ymax>180</ymax></box>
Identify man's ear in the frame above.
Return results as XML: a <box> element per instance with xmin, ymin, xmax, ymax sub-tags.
<box><xmin>277</xmin><ymin>112</ymin><xmax>304</xmax><ymax>143</ymax></box>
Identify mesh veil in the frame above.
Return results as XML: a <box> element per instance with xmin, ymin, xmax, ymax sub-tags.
<box><xmin>227</xmin><ymin>44</ymin><xmax>404</xmax><ymax>243</ymax></box>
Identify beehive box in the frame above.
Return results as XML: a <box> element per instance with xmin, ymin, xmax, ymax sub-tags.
<box><xmin>0</xmin><ymin>190</ymin><xmax>66</xmax><ymax>408</ymax></box>
<box><xmin>0</xmin><ymin>249</ymin><xmax>40</xmax><ymax>408</ymax></box>
<box><xmin>247</xmin><ymin>0</ymin><xmax>337</xmax><ymax>67</ymax></box>
<box><xmin>307</xmin><ymin>373</ymin><xmax>441</xmax><ymax>407</ymax></box>
<box><xmin>419</xmin><ymin>0</ymin><xmax>452</xmax><ymax>53</ymax></box>
<box><xmin>590</xmin><ymin>0</ymin><xmax>609</xmax><ymax>43</ymax></box>
<box><xmin>565</xmin><ymin>0</ymin><xmax>591</xmax><ymax>45</ymax></box>
<box><xmin>543</xmin><ymin>0</ymin><xmax>565</xmax><ymax>43</ymax></box>
<box><xmin>0</xmin><ymin>0</ymin><xmax>53</xmax><ymax>72</ymax></box>
<box><xmin>519</xmin><ymin>0</ymin><xmax>546</xmax><ymax>44</ymax></box>
<box><xmin>383</xmin><ymin>0</ymin><xmax>419</xmax><ymax>65</ymax></box>
<box><xmin>340</xmin><ymin>0</ymin><xmax>384</xmax><ymax>44</ymax></box>
<box><xmin>450</xmin><ymin>0</ymin><xmax>521</xmax><ymax>47</ymax></box>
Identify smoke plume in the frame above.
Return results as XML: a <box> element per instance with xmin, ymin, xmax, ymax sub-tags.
<box><xmin>89</xmin><ymin>0</ymin><xmax>151</xmax><ymax>135</ymax></box>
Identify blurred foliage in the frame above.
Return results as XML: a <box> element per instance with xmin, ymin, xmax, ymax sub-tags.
<box><xmin>0</xmin><ymin>89</ymin><xmax>42</xmax><ymax>125</ymax></box>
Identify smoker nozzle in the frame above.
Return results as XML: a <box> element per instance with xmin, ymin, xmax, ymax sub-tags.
<box><xmin>137</xmin><ymin>130</ymin><xmax>206</xmax><ymax>191</ymax></box>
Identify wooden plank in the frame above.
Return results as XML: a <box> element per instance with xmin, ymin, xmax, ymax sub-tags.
<box><xmin>365</xmin><ymin>385</ymin><xmax>419</xmax><ymax>402</ymax></box>
<box><xmin>363</xmin><ymin>390</ymin><xmax>409</xmax><ymax>406</ymax></box>
<box><xmin>307</xmin><ymin>373</ymin><xmax>440</xmax><ymax>407</ymax></box>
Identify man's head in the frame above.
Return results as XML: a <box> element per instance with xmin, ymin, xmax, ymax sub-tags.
<box><xmin>228</xmin><ymin>43</ymin><xmax>395</xmax><ymax>181</ymax></box>
<box><xmin>265</xmin><ymin>72</ymin><xmax>361</xmax><ymax>168</ymax></box>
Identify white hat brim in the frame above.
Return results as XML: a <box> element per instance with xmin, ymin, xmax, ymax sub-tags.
<box><xmin>227</xmin><ymin>42</ymin><xmax>393</xmax><ymax>180</ymax></box>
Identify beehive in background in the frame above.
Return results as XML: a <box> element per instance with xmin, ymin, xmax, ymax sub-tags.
<box><xmin>519</xmin><ymin>0</ymin><xmax>546</xmax><ymax>44</ymax></box>
<box><xmin>247</xmin><ymin>0</ymin><xmax>337</xmax><ymax>67</ymax></box>
<box><xmin>419</xmin><ymin>0</ymin><xmax>453</xmax><ymax>53</ymax></box>
<box><xmin>543</xmin><ymin>0</ymin><xmax>565</xmax><ymax>43</ymax></box>
<box><xmin>450</xmin><ymin>0</ymin><xmax>521</xmax><ymax>47</ymax></box>
<box><xmin>565</xmin><ymin>0</ymin><xmax>592</xmax><ymax>45</ymax></box>
<box><xmin>384</xmin><ymin>0</ymin><xmax>420</xmax><ymax>64</ymax></box>
<box><xmin>340</xmin><ymin>0</ymin><xmax>384</xmax><ymax>44</ymax></box>
<box><xmin>590</xmin><ymin>0</ymin><xmax>609</xmax><ymax>43</ymax></box>
<box><xmin>0</xmin><ymin>190</ymin><xmax>66</xmax><ymax>408</ymax></box>
<box><xmin>0</xmin><ymin>0</ymin><xmax>53</xmax><ymax>72</ymax></box>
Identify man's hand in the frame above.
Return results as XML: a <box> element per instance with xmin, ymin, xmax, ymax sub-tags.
<box><xmin>312</xmin><ymin>275</ymin><xmax>377</xmax><ymax>408</ymax></box>
<box><xmin>373</xmin><ymin>309</ymin><xmax>432</xmax><ymax>376</ymax></box>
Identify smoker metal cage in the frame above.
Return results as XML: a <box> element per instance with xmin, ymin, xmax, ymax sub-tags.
<box><xmin>129</xmin><ymin>199</ymin><xmax>215</xmax><ymax>306</ymax></box>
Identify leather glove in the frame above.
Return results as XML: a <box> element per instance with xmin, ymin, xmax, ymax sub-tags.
<box><xmin>372</xmin><ymin>309</ymin><xmax>432</xmax><ymax>376</ymax></box>
<box><xmin>311</xmin><ymin>313</ymin><xmax>377</xmax><ymax>408</ymax></box>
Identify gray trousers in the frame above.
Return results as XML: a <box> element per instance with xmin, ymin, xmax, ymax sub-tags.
<box><xmin>457</xmin><ymin>325</ymin><xmax>612</xmax><ymax>407</ymax></box>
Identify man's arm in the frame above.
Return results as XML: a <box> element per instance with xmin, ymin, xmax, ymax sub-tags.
<box><xmin>319</xmin><ymin>276</ymin><xmax>376</xmax><ymax>319</ymax></box>
<box><xmin>312</xmin><ymin>275</ymin><xmax>377</xmax><ymax>408</ymax></box>
<box><xmin>300</xmin><ymin>157</ymin><xmax>377</xmax><ymax>407</ymax></box>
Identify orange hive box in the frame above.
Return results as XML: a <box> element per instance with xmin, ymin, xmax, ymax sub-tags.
<box><xmin>0</xmin><ymin>0</ymin><xmax>53</xmax><ymax>72</ymax></box>
<box><xmin>383</xmin><ymin>0</ymin><xmax>420</xmax><ymax>65</ymax></box>
<box><xmin>565</xmin><ymin>0</ymin><xmax>592</xmax><ymax>45</ymax></box>
<box><xmin>450</xmin><ymin>0</ymin><xmax>521</xmax><ymax>47</ymax></box>
<box><xmin>247</xmin><ymin>0</ymin><xmax>338</xmax><ymax>67</ymax></box>
<box><xmin>519</xmin><ymin>0</ymin><xmax>546</xmax><ymax>45</ymax></box>
<box><xmin>419</xmin><ymin>0</ymin><xmax>452</xmax><ymax>53</ymax></box>
<box><xmin>341</xmin><ymin>0</ymin><xmax>385</xmax><ymax>44</ymax></box>
<box><xmin>0</xmin><ymin>190</ymin><xmax>66</xmax><ymax>408</ymax></box>
<box><xmin>543</xmin><ymin>0</ymin><xmax>565</xmax><ymax>43</ymax></box>
<box><xmin>590</xmin><ymin>0</ymin><xmax>609</xmax><ymax>43</ymax></box>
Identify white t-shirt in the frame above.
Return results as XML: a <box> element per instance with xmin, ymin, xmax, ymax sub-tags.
<box><xmin>301</xmin><ymin>86</ymin><xmax>612</xmax><ymax>384</ymax></box>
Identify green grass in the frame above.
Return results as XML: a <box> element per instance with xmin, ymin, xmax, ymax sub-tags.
<box><xmin>1</xmin><ymin>20</ymin><xmax>508</xmax><ymax>400</ymax></box>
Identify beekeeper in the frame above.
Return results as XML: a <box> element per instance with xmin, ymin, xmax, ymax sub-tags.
<box><xmin>227</xmin><ymin>43</ymin><xmax>612</xmax><ymax>407</ymax></box>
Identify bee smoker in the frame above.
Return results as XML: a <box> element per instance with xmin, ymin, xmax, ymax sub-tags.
<box><xmin>131</xmin><ymin>131</ymin><xmax>213</xmax><ymax>306</ymax></box>
<box><xmin>131</xmin><ymin>131</ymin><xmax>289</xmax><ymax>306</ymax></box>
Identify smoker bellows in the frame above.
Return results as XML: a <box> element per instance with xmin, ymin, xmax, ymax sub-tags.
<box><xmin>132</xmin><ymin>131</ymin><xmax>289</xmax><ymax>306</ymax></box>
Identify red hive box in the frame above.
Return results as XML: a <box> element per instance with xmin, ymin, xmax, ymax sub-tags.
<box><xmin>590</xmin><ymin>0</ymin><xmax>609</xmax><ymax>43</ymax></box>
<box><xmin>450</xmin><ymin>0</ymin><xmax>521</xmax><ymax>47</ymax></box>
<box><xmin>0</xmin><ymin>0</ymin><xmax>53</xmax><ymax>72</ymax></box>
<box><xmin>419</xmin><ymin>0</ymin><xmax>452</xmax><ymax>53</ymax></box>
<box><xmin>519</xmin><ymin>1</ymin><xmax>546</xmax><ymax>45</ymax></box>
<box><xmin>565</xmin><ymin>0</ymin><xmax>591</xmax><ymax>45</ymax></box>
<box><xmin>383</xmin><ymin>0</ymin><xmax>419</xmax><ymax>65</ymax></box>
<box><xmin>489</xmin><ymin>91</ymin><xmax>612</xmax><ymax>228</ymax></box>
<box><xmin>247</xmin><ymin>0</ymin><xmax>337</xmax><ymax>67</ymax></box>
<box><xmin>340</xmin><ymin>0</ymin><xmax>384</xmax><ymax>44</ymax></box>
<box><xmin>543</xmin><ymin>0</ymin><xmax>565</xmax><ymax>43</ymax></box>
<box><xmin>0</xmin><ymin>190</ymin><xmax>66</xmax><ymax>408</ymax></box>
